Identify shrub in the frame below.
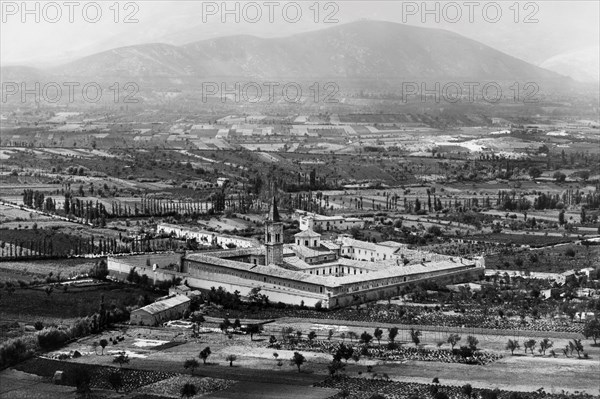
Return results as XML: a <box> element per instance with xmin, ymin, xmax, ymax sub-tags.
<box><xmin>565</xmin><ymin>247</ymin><xmax>576</xmax><ymax>257</ymax></box>
<box><xmin>37</xmin><ymin>327</ymin><xmax>70</xmax><ymax>350</ymax></box>
<box><xmin>34</xmin><ymin>321</ymin><xmax>44</xmax><ymax>331</ymax></box>
<box><xmin>0</xmin><ymin>336</ymin><xmax>37</xmax><ymax>368</ymax></box>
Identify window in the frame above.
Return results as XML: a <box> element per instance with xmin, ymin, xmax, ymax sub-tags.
<box><xmin>313</xmin><ymin>240</ymin><xmax>317</xmax><ymax>247</ymax></box>
<box><xmin>267</xmin><ymin>233</ymin><xmax>271</xmax><ymax>242</ymax></box>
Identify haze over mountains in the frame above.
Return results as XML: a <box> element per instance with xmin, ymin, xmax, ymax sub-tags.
<box><xmin>3</xmin><ymin>20</ymin><xmax>571</xmax><ymax>89</ymax></box>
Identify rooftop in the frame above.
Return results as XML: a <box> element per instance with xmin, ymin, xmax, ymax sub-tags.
<box><xmin>135</xmin><ymin>295</ymin><xmax>190</xmax><ymax>315</ymax></box>
<box><xmin>294</xmin><ymin>229</ymin><xmax>321</xmax><ymax>238</ymax></box>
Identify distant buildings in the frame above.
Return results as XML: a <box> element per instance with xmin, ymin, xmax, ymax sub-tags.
<box><xmin>157</xmin><ymin>223</ymin><xmax>259</xmax><ymax>249</ymax></box>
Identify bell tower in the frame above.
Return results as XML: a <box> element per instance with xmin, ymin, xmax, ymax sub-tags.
<box><xmin>265</xmin><ymin>197</ymin><xmax>283</xmax><ymax>266</ymax></box>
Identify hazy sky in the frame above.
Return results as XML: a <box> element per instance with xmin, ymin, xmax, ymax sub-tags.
<box><xmin>1</xmin><ymin>0</ymin><xmax>599</xmax><ymax>69</ymax></box>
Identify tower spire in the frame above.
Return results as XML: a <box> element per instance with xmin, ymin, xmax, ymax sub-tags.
<box><xmin>267</xmin><ymin>196</ymin><xmax>281</xmax><ymax>222</ymax></box>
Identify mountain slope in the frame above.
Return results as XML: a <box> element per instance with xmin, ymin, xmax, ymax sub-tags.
<box><xmin>37</xmin><ymin>20</ymin><xmax>567</xmax><ymax>85</ymax></box>
<box><xmin>540</xmin><ymin>47</ymin><xmax>600</xmax><ymax>82</ymax></box>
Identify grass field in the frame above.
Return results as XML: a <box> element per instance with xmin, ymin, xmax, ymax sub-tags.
<box><xmin>0</xmin><ymin>281</ymin><xmax>161</xmax><ymax>343</ymax></box>
<box><xmin>0</xmin><ymin>258</ymin><xmax>97</xmax><ymax>283</ymax></box>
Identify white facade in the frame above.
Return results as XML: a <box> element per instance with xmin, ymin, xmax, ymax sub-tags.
<box><xmin>157</xmin><ymin>223</ymin><xmax>258</xmax><ymax>249</ymax></box>
<box><xmin>297</xmin><ymin>211</ymin><xmax>364</xmax><ymax>232</ymax></box>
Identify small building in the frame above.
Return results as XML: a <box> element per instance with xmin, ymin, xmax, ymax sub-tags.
<box><xmin>170</xmin><ymin>284</ymin><xmax>202</xmax><ymax>299</ymax></box>
<box><xmin>580</xmin><ymin>267</ymin><xmax>598</xmax><ymax>280</ymax></box>
<box><xmin>296</xmin><ymin>210</ymin><xmax>365</xmax><ymax>232</ymax></box>
<box><xmin>130</xmin><ymin>295</ymin><xmax>191</xmax><ymax>326</ymax></box>
<box><xmin>295</xmin><ymin>229</ymin><xmax>321</xmax><ymax>248</ymax></box>
<box><xmin>217</xmin><ymin>177</ymin><xmax>230</xmax><ymax>187</ymax></box>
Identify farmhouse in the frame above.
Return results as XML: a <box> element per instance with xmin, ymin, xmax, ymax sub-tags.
<box><xmin>296</xmin><ymin>210</ymin><xmax>365</xmax><ymax>232</ymax></box>
<box><xmin>109</xmin><ymin>198</ymin><xmax>484</xmax><ymax>309</ymax></box>
<box><xmin>130</xmin><ymin>295</ymin><xmax>191</xmax><ymax>326</ymax></box>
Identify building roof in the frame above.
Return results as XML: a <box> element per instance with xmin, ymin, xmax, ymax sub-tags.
<box><xmin>287</xmin><ymin>244</ymin><xmax>332</xmax><ymax>260</ymax></box>
<box><xmin>183</xmin><ymin>247</ymin><xmax>479</xmax><ymax>289</ymax></box>
<box><xmin>294</xmin><ymin>229</ymin><xmax>321</xmax><ymax>238</ymax></box>
<box><xmin>134</xmin><ymin>295</ymin><xmax>190</xmax><ymax>315</ymax></box>
<box><xmin>320</xmin><ymin>240</ymin><xmax>341</xmax><ymax>251</ymax></box>
<box><xmin>340</xmin><ymin>237</ymin><xmax>380</xmax><ymax>252</ymax></box>
<box><xmin>267</xmin><ymin>197</ymin><xmax>281</xmax><ymax>223</ymax></box>
<box><xmin>378</xmin><ymin>241</ymin><xmax>405</xmax><ymax>248</ymax></box>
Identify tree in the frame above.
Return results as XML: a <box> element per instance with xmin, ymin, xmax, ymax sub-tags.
<box><xmin>558</xmin><ymin>209</ymin><xmax>565</xmax><ymax>225</ymax></box>
<box><xmin>410</xmin><ymin>328</ymin><xmax>421</xmax><ymax>347</ymax></box>
<box><xmin>327</xmin><ymin>359</ymin><xmax>345</xmax><ymax>376</ymax></box>
<box><xmin>73</xmin><ymin>368</ymin><xmax>92</xmax><ymax>397</ymax></box>
<box><xmin>461</xmin><ymin>384</ymin><xmax>473</xmax><ymax>398</ymax></box>
<box><xmin>360</xmin><ymin>331</ymin><xmax>373</xmax><ymax>345</ymax></box>
<box><xmin>247</xmin><ymin>324</ymin><xmax>263</xmax><ymax>341</ymax></box>
<box><xmin>291</xmin><ymin>351</ymin><xmax>306</xmax><ymax>372</ymax></box>
<box><xmin>447</xmin><ymin>334</ymin><xmax>461</xmax><ymax>349</ymax></box>
<box><xmin>248</xmin><ymin>287</ymin><xmax>269</xmax><ymax>308</ymax></box>
<box><xmin>570</xmin><ymin>339</ymin><xmax>584</xmax><ymax>358</ymax></box>
<box><xmin>307</xmin><ymin>331</ymin><xmax>317</xmax><ymax>342</ymax></box>
<box><xmin>539</xmin><ymin>338</ymin><xmax>553</xmax><ymax>355</ymax></box>
<box><xmin>524</xmin><ymin>339</ymin><xmax>536</xmax><ymax>354</ymax></box>
<box><xmin>553</xmin><ymin>171</ymin><xmax>566</xmax><ymax>182</ymax></box>
<box><xmin>373</xmin><ymin>328</ymin><xmax>383</xmax><ymax>345</ymax></box>
<box><xmin>583</xmin><ymin>319</ymin><xmax>600</xmax><ymax>344</ymax></box>
<box><xmin>113</xmin><ymin>352</ymin><xmax>129</xmax><ymax>367</ymax></box>
<box><xmin>328</xmin><ymin>329</ymin><xmax>334</xmax><ymax>341</ymax></box>
<box><xmin>388</xmin><ymin>327</ymin><xmax>398</xmax><ymax>343</ymax></box>
<box><xmin>528</xmin><ymin>167</ymin><xmax>542</xmax><ymax>179</ymax></box>
<box><xmin>184</xmin><ymin>359</ymin><xmax>199</xmax><ymax>375</ymax></box>
<box><xmin>107</xmin><ymin>371</ymin><xmax>123</xmax><ymax>393</ymax></box>
<box><xmin>219</xmin><ymin>318</ymin><xmax>231</xmax><ymax>333</ymax></box>
<box><xmin>506</xmin><ymin>339</ymin><xmax>520</xmax><ymax>355</ymax></box>
<box><xmin>99</xmin><ymin>339</ymin><xmax>108</xmax><ymax>355</ymax></box>
<box><xmin>466</xmin><ymin>335</ymin><xmax>478</xmax><ymax>351</ymax></box>
<box><xmin>481</xmin><ymin>389</ymin><xmax>500</xmax><ymax>399</ymax></box>
<box><xmin>181</xmin><ymin>382</ymin><xmax>197</xmax><ymax>399</ymax></box>
<box><xmin>226</xmin><ymin>354</ymin><xmax>237</xmax><ymax>367</ymax></box>
<box><xmin>199</xmin><ymin>347</ymin><xmax>211</xmax><ymax>364</ymax></box>
<box><xmin>334</xmin><ymin>343</ymin><xmax>354</xmax><ymax>363</ymax></box>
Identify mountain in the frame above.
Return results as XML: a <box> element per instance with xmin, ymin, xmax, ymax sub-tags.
<box><xmin>7</xmin><ymin>20</ymin><xmax>568</xmax><ymax>88</ymax></box>
<box><xmin>540</xmin><ymin>47</ymin><xmax>600</xmax><ymax>83</ymax></box>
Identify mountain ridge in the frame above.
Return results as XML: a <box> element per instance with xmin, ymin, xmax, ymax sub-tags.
<box><xmin>2</xmin><ymin>20</ymin><xmax>570</xmax><ymax>88</ymax></box>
